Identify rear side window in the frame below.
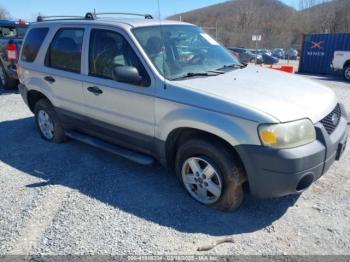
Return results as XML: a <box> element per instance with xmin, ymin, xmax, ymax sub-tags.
<box><xmin>21</xmin><ymin>28</ymin><xmax>49</xmax><ymax>62</ymax></box>
<box><xmin>45</xmin><ymin>28</ymin><xmax>84</xmax><ymax>73</ymax></box>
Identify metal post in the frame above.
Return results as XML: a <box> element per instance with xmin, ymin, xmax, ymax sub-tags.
<box><xmin>255</xmin><ymin>38</ymin><xmax>258</xmax><ymax>65</ymax></box>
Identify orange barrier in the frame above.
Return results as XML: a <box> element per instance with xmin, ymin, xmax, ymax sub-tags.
<box><xmin>280</xmin><ymin>65</ymin><xmax>295</xmax><ymax>73</ymax></box>
<box><xmin>269</xmin><ymin>65</ymin><xmax>295</xmax><ymax>74</ymax></box>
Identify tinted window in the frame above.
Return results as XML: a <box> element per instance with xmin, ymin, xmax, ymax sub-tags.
<box><xmin>21</xmin><ymin>28</ymin><xmax>49</xmax><ymax>62</ymax></box>
<box><xmin>46</xmin><ymin>28</ymin><xmax>84</xmax><ymax>73</ymax></box>
<box><xmin>89</xmin><ymin>29</ymin><xmax>150</xmax><ymax>86</ymax></box>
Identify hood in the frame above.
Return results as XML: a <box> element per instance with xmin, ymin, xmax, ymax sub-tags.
<box><xmin>175</xmin><ymin>65</ymin><xmax>337</xmax><ymax>123</ymax></box>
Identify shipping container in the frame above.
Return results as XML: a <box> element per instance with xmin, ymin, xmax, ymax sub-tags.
<box><xmin>299</xmin><ymin>33</ymin><xmax>350</xmax><ymax>76</ymax></box>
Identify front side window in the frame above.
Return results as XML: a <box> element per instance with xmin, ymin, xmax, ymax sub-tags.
<box><xmin>133</xmin><ymin>25</ymin><xmax>240</xmax><ymax>80</ymax></box>
<box><xmin>45</xmin><ymin>28</ymin><xmax>84</xmax><ymax>73</ymax></box>
<box><xmin>21</xmin><ymin>27</ymin><xmax>48</xmax><ymax>63</ymax></box>
<box><xmin>89</xmin><ymin>29</ymin><xmax>150</xmax><ymax>86</ymax></box>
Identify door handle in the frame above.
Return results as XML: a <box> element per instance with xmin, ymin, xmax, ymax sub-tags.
<box><xmin>44</xmin><ymin>76</ymin><xmax>55</xmax><ymax>84</ymax></box>
<box><xmin>87</xmin><ymin>86</ymin><xmax>103</xmax><ymax>95</ymax></box>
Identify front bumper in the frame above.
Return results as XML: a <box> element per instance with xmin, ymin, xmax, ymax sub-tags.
<box><xmin>236</xmin><ymin>115</ymin><xmax>349</xmax><ymax>199</ymax></box>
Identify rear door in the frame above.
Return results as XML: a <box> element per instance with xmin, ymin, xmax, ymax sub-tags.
<box><xmin>81</xmin><ymin>26</ymin><xmax>156</xmax><ymax>153</ymax></box>
<box><xmin>41</xmin><ymin>26</ymin><xmax>87</xmax><ymax>126</ymax></box>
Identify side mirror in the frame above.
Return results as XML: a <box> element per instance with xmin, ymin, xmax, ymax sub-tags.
<box><xmin>112</xmin><ymin>66</ymin><xmax>142</xmax><ymax>85</ymax></box>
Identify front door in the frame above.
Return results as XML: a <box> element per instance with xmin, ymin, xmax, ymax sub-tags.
<box><xmin>81</xmin><ymin>27</ymin><xmax>156</xmax><ymax>154</ymax></box>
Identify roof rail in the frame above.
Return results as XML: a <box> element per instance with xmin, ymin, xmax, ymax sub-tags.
<box><xmin>36</xmin><ymin>15</ymin><xmax>86</xmax><ymax>22</ymax></box>
<box><xmin>93</xmin><ymin>12</ymin><xmax>153</xmax><ymax>19</ymax></box>
<box><xmin>36</xmin><ymin>12</ymin><xmax>154</xmax><ymax>23</ymax></box>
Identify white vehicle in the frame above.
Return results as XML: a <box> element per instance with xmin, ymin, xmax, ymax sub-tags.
<box><xmin>17</xmin><ymin>13</ymin><xmax>348</xmax><ymax>211</ymax></box>
<box><xmin>331</xmin><ymin>51</ymin><xmax>350</xmax><ymax>81</ymax></box>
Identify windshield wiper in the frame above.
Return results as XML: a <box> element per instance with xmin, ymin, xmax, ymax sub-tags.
<box><xmin>216</xmin><ymin>63</ymin><xmax>247</xmax><ymax>71</ymax></box>
<box><xmin>171</xmin><ymin>71</ymin><xmax>222</xmax><ymax>81</ymax></box>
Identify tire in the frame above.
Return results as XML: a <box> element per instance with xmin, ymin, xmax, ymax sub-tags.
<box><xmin>175</xmin><ymin>138</ymin><xmax>247</xmax><ymax>211</ymax></box>
<box><xmin>344</xmin><ymin>65</ymin><xmax>350</xmax><ymax>81</ymax></box>
<box><xmin>34</xmin><ymin>99</ymin><xmax>67</xmax><ymax>143</ymax></box>
<box><xmin>0</xmin><ymin>63</ymin><xmax>18</xmax><ymax>90</ymax></box>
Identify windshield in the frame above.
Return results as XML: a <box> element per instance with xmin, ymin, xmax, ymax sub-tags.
<box><xmin>133</xmin><ymin>25</ymin><xmax>240</xmax><ymax>80</ymax></box>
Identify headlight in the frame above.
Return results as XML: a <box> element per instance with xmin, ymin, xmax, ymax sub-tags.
<box><xmin>258</xmin><ymin>119</ymin><xmax>316</xmax><ymax>149</ymax></box>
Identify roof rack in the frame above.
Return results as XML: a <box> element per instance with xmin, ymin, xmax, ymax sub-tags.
<box><xmin>92</xmin><ymin>12</ymin><xmax>153</xmax><ymax>19</ymax></box>
<box><xmin>37</xmin><ymin>15</ymin><xmax>86</xmax><ymax>22</ymax></box>
<box><xmin>36</xmin><ymin>12</ymin><xmax>153</xmax><ymax>22</ymax></box>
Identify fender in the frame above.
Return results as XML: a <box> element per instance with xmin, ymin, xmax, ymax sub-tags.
<box><xmin>157</xmin><ymin>106</ymin><xmax>262</xmax><ymax>147</ymax></box>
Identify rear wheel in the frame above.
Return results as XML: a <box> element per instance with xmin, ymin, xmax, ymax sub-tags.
<box><xmin>34</xmin><ymin>99</ymin><xmax>67</xmax><ymax>143</ymax></box>
<box><xmin>175</xmin><ymin>138</ymin><xmax>246</xmax><ymax>211</ymax></box>
<box><xmin>344</xmin><ymin>65</ymin><xmax>350</xmax><ymax>81</ymax></box>
<box><xmin>0</xmin><ymin>63</ymin><xmax>18</xmax><ymax>90</ymax></box>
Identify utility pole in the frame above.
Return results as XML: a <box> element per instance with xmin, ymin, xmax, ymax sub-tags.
<box><xmin>252</xmin><ymin>34</ymin><xmax>262</xmax><ymax>64</ymax></box>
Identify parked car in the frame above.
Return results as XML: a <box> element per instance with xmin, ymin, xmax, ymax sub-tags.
<box><xmin>18</xmin><ymin>13</ymin><xmax>348</xmax><ymax>211</ymax></box>
<box><xmin>331</xmin><ymin>51</ymin><xmax>350</xmax><ymax>81</ymax></box>
<box><xmin>249</xmin><ymin>49</ymin><xmax>278</xmax><ymax>65</ymax></box>
<box><xmin>261</xmin><ymin>52</ymin><xmax>279</xmax><ymax>65</ymax></box>
<box><xmin>228</xmin><ymin>47</ymin><xmax>263</xmax><ymax>64</ymax></box>
<box><xmin>0</xmin><ymin>19</ymin><xmax>29</xmax><ymax>89</ymax></box>
<box><xmin>249</xmin><ymin>49</ymin><xmax>264</xmax><ymax>64</ymax></box>
<box><xmin>261</xmin><ymin>49</ymin><xmax>272</xmax><ymax>56</ymax></box>
<box><xmin>285</xmin><ymin>48</ymin><xmax>298</xmax><ymax>60</ymax></box>
<box><xmin>272</xmin><ymin>48</ymin><xmax>285</xmax><ymax>59</ymax></box>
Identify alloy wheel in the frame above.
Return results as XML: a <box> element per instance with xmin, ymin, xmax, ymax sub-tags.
<box><xmin>181</xmin><ymin>157</ymin><xmax>223</xmax><ymax>204</ymax></box>
<box><xmin>345</xmin><ymin>67</ymin><xmax>350</xmax><ymax>80</ymax></box>
<box><xmin>38</xmin><ymin>110</ymin><xmax>54</xmax><ymax>140</ymax></box>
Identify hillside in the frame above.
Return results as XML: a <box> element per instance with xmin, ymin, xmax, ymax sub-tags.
<box><xmin>298</xmin><ymin>0</ymin><xmax>350</xmax><ymax>34</ymax></box>
<box><xmin>168</xmin><ymin>0</ymin><xmax>350</xmax><ymax>49</ymax></box>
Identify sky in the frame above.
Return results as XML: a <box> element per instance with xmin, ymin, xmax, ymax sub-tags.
<box><xmin>1</xmin><ymin>0</ymin><xmax>299</xmax><ymax>21</ymax></box>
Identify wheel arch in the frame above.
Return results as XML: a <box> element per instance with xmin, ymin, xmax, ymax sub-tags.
<box><xmin>344</xmin><ymin>60</ymin><xmax>350</xmax><ymax>69</ymax></box>
<box><xmin>164</xmin><ymin>127</ymin><xmax>246</xmax><ymax>172</ymax></box>
<box><xmin>27</xmin><ymin>90</ymin><xmax>50</xmax><ymax>112</ymax></box>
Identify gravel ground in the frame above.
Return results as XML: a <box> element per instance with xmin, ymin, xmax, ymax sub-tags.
<box><xmin>0</xmin><ymin>74</ymin><xmax>349</xmax><ymax>256</ymax></box>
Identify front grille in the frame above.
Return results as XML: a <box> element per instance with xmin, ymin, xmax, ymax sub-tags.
<box><xmin>320</xmin><ymin>103</ymin><xmax>341</xmax><ymax>135</ymax></box>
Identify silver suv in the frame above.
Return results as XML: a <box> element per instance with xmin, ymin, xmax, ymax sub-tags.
<box><xmin>18</xmin><ymin>13</ymin><xmax>348</xmax><ymax>211</ymax></box>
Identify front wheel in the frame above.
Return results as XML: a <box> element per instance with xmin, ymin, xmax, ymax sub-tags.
<box><xmin>175</xmin><ymin>138</ymin><xmax>246</xmax><ymax>211</ymax></box>
<box><xmin>344</xmin><ymin>65</ymin><xmax>350</xmax><ymax>81</ymax></box>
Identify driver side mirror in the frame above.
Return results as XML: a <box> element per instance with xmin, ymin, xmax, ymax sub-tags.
<box><xmin>112</xmin><ymin>66</ymin><xmax>143</xmax><ymax>85</ymax></box>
